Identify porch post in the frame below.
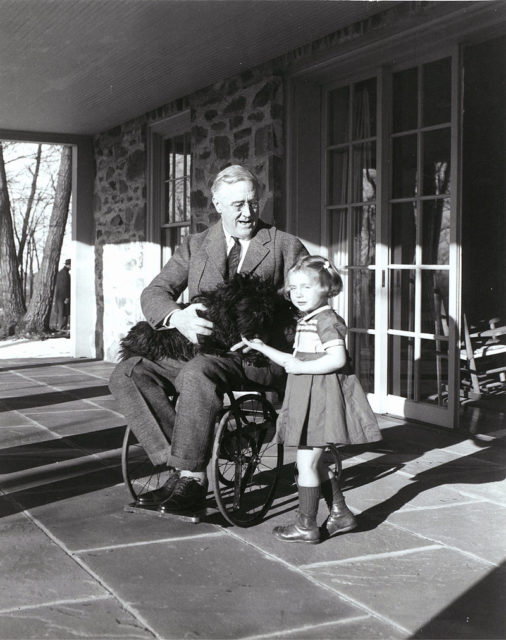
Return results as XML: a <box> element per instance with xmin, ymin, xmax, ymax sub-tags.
<box><xmin>70</xmin><ymin>139</ymin><xmax>96</xmax><ymax>358</ymax></box>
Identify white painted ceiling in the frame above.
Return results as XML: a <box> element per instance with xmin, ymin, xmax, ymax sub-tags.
<box><xmin>0</xmin><ymin>0</ymin><xmax>395</xmax><ymax>136</ymax></box>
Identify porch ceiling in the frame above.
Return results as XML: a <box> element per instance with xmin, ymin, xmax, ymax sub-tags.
<box><xmin>0</xmin><ymin>0</ymin><xmax>395</xmax><ymax>137</ymax></box>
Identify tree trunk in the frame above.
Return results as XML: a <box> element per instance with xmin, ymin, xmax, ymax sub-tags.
<box><xmin>0</xmin><ymin>143</ymin><xmax>25</xmax><ymax>334</ymax></box>
<box><xmin>17</xmin><ymin>144</ymin><xmax>42</xmax><ymax>266</ymax></box>
<box><xmin>23</xmin><ymin>146</ymin><xmax>72</xmax><ymax>333</ymax></box>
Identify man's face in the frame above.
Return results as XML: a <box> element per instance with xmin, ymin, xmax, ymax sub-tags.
<box><xmin>212</xmin><ymin>180</ymin><xmax>259</xmax><ymax>239</ymax></box>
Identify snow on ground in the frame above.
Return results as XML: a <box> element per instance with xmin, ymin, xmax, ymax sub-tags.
<box><xmin>0</xmin><ymin>336</ymin><xmax>72</xmax><ymax>358</ymax></box>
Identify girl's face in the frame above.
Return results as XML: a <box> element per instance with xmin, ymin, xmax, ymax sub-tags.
<box><xmin>287</xmin><ymin>270</ymin><xmax>327</xmax><ymax>313</ymax></box>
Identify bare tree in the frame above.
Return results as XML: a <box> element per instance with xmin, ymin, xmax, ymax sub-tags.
<box><xmin>0</xmin><ymin>143</ymin><xmax>25</xmax><ymax>334</ymax></box>
<box><xmin>22</xmin><ymin>146</ymin><xmax>72</xmax><ymax>333</ymax></box>
<box><xmin>17</xmin><ymin>144</ymin><xmax>42</xmax><ymax>281</ymax></box>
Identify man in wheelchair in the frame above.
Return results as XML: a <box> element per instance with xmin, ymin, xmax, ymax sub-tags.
<box><xmin>110</xmin><ymin>165</ymin><xmax>307</xmax><ymax>515</ymax></box>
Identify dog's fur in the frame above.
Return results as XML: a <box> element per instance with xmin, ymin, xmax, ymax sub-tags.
<box><xmin>119</xmin><ymin>273</ymin><xmax>297</xmax><ymax>365</ymax></box>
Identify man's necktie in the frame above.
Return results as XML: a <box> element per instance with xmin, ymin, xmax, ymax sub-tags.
<box><xmin>226</xmin><ymin>237</ymin><xmax>241</xmax><ymax>280</ymax></box>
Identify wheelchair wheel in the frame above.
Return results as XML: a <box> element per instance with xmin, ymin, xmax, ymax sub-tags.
<box><xmin>121</xmin><ymin>426</ymin><xmax>172</xmax><ymax>502</ymax></box>
<box><xmin>212</xmin><ymin>393</ymin><xmax>283</xmax><ymax>527</ymax></box>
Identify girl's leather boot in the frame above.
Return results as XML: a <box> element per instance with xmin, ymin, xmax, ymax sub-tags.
<box><xmin>273</xmin><ymin>511</ymin><xmax>320</xmax><ymax>544</ymax></box>
<box><xmin>325</xmin><ymin>488</ymin><xmax>357</xmax><ymax>536</ymax></box>
<box><xmin>273</xmin><ymin>485</ymin><xmax>320</xmax><ymax>544</ymax></box>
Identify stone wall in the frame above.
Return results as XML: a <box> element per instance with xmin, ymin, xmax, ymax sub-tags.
<box><xmin>189</xmin><ymin>70</ymin><xmax>284</xmax><ymax>230</ymax></box>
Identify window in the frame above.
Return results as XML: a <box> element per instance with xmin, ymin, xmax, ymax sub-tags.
<box><xmin>161</xmin><ymin>132</ymin><xmax>191</xmax><ymax>266</ymax></box>
<box><xmin>147</xmin><ymin>112</ymin><xmax>192</xmax><ymax>268</ymax></box>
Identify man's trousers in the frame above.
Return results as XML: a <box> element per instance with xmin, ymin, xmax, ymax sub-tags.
<box><xmin>109</xmin><ymin>353</ymin><xmax>284</xmax><ymax>472</ymax></box>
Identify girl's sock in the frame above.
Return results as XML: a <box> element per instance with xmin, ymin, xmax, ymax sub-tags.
<box><xmin>298</xmin><ymin>485</ymin><xmax>320</xmax><ymax>517</ymax></box>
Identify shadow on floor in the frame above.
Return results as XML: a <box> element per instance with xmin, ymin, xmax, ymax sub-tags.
<box><xmin>0</xmin><ymin>359</ymin><xmax>99</xmax><ymax>373</ymax></box>
<box><xmin>0</xmin><ymin>385</ymin><xmax>112</xmax><ymax>412</ymax></box>
<box><xmin>411</xmin><ymin>561</ymin><xmax>506</xmax><ymax>639</ymax></box>
<box><xmin>0</xmin><ymin>426</ymin><xmax>126</xmax><ymax>473</ymax></box>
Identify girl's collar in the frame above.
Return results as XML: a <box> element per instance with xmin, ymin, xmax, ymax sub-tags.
<box><xmin>300</xmin><ymin>304</ymin><xmax>331</xmax><ymax>322</ymax></box>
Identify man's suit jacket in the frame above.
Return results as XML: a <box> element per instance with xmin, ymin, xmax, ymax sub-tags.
<box><xmin>141</xmin><ymin>220</ymin><xmax>308</xmax><ymax>328</ymax></box>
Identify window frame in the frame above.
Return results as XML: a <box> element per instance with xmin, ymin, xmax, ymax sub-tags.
<box><xmin>146</xmin><ymin>111</ymin><xmax>192</xmax><ymax>266</ymax></box>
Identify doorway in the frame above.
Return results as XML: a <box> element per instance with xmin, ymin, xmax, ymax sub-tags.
<box><xmin>460</xmin><ymin>35</ymin><xmax>506</xmax><ymax>433</ymax></box>
<box><xmin>290</xmin><ymin>33</ymin><xmax>505</xmax><ymax>430</ymax></box>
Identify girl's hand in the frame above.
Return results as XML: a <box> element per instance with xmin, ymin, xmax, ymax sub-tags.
<box><xmin>283</xmin><ymin>356</ymin><xmax>306</xmax><ymax>374</ymax></box>
<box><xmin>240</xmin><ymin>336</ymin><xmax>266</xmax><ymax>353</ymax></box>
<box><xmin>230</xmin><ymin>336</ymin><xmax>266</xmax><ymax>354</ymax></box>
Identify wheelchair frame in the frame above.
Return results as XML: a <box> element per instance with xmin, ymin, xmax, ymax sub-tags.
<box><xmin>121</xmin><ymin>389</ymin><xmax>283</xmax><ymax>527</ymax></box>
<box><xmin>121</xmin><ymin>389</ymin><xmax>344</xmax><ymax>528</ymax></box>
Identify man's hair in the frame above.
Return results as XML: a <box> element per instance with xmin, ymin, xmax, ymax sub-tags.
<box><xmin>211</xmin><ymin>165</ymin><xmax>259</xmax><ymax>196</ymax></box>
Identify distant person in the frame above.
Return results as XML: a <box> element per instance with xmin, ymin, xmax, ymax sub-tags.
<box><xmin>54</xmin><ymin>258</ymin><xmax>71</xmax><ymax>330</ymax></box>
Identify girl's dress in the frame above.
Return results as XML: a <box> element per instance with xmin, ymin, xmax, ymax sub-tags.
<box><xmin>276</xmin><ymin>305</ymin><xmax>382</xmax><ymax>447</ymax></box>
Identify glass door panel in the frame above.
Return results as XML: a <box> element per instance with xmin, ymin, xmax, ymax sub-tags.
<box><xmin>321</xmin><ymin>54</ymin><xmax>458</xmax><ymax>426</ymax></box>
<box><xmin>386</xmin><ymin>55</ymin><xmax>455</xmax><ymax>425</ymax></box>
<box><xmin>326</xmin><ymin>75</ymin><xmax>378</xmax><ymax>397</ymax></box>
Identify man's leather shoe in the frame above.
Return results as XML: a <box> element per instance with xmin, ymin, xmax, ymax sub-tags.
<box><xmin>325</xmin><ymin>500</ymin><xmax>357</xmax><ymax>536</ymax></box>
<box><xmin>273</xmin><ymin>513</ymin><xmax>320</xmax><ymax>544</ymax></box>
<box><xmin>135</xmin><ymin>470</ymin><xmax>180</xmax><ymax>506</ymax></box>
<box><xmin>158</xmin><ymin>476</ymin><xmax>208</xmax><ymax>513</ymax></box>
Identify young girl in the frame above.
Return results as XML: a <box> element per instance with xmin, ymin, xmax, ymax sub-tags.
<box><xmin>239</xmin><ymin>255</ymin><xmax>382</xmax><ymax>544</ymax></box>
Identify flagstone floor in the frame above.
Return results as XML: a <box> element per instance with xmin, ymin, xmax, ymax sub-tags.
<box><xmin>0</xmin><ymin>354</ymin><xmax>504</xmax><ymax>639</ymax></box>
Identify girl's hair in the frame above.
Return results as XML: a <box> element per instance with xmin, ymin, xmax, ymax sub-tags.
<box><xmin>286</xmin><ymin>255</ymin><xmax>343</xmax><ymax>298</ymax></box>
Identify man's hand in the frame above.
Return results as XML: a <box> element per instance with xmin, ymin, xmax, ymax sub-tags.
<box><xmin>170</xmin><ymin>304</ymin><xmax>213</xmax><ymax>344</ymax></box>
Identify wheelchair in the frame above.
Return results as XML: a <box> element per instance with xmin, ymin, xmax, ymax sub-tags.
<box><xmin>121</xmin><ymin>387</ymin><xmax>284</xmax><ymax>527</ymax></box>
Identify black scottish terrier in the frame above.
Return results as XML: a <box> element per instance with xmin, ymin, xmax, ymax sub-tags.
<box><xmin>119</xmin><ymin>273</ymin><xmax>297</xmax><ymax>365</ymax></box>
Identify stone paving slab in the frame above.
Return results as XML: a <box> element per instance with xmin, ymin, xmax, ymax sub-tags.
<box><xmin>0</xmin><ymin>513</ymin><xmax>109</xmax><ymax>611</ymax></box>
<box><xmin>270</xmin><ymin>615</ymin><xmax>406</xmax><ymax>640</ymax></box>
<box><xmin>30</xmin><ymin>482</ymin><xmax>217</xmax><ymax>553</ymax></box>
<box><xmin>274</xmin><ymin>615</ymin><xmax>404</xmax><ymax>639</ymax></box>
<box><xmin>80</xmin><ymin>533</ymin><xmax>366</xmax><ymax>639</ymax></box>
<box><xmin>388</xmin><ymin>501</ymin><xmax>506</xmax><ymax>564</ymax></box>
<box><xmin>452</xmin><ymin>476</ymin><xmax>506</xmax><ymax>507</ymax></box>
<box><xmin>410</xmin><ymin>562</ymin><xmax>506</xmax><ymax>639</ymax></box>
<box><xmin>304</xmin><ymin>545</ymin><xmax>495</xmax><ymax>636</ymax></box>
<box><xmin>5</xmin><ymin>395</ymin><xmax>100</xmax><ymax>414</ymax></box>
<box><xmin>0</xmin><ymin>423</ymin><xmax>54</xmax><ymax>445</ymax></box>
<box><xmin>0</xmin><ymin>438</ymin><xmax>88</xmax><ymax>478</ymax></box>
<box><xmin>445</xmin><ymin>440</ymin><xmax>506</xmax><ymax>467</ymax></box>
<box><xmin>1</xmin><ymin>459</ymin><xmax>122</xmax><ymax>510</ymax></box>
<box><xmin>0</xmin><ymin>597</ymin><xmax>153</xmax><ymax>639</ymax></box>
<box><xmin>232</xmin><ymin>503</ymin><xmax>443</xmax><ymax>567</ymax></box>
<box><xmin>24</xmin><ymin>409</ymin><xmax>125</xmax><ymax>434</ymax></box>
<box><xmin>0</xmin><ymin>411</ymin><xmax>35</xmax><ymax>427</ymax></box>
<box><xmin>342</xmin><ymin>463</ymin><xmax>482</xmax><ymax>521</ymax></box>
<box><xmin>0</xmin><ymin>381</ymin><xmax>49</xmax><ymax>396</ymax></box>
<box><xmin>85</xmin><ymin>396</ymin><xmax>123</xmax><ymax>412</ymax></box>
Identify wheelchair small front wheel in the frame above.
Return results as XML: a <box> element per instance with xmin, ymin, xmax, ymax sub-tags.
<box><xmin>211</xmin><ymin>393</ymin><xmax>282</xmax><ymax>527</ymax></box>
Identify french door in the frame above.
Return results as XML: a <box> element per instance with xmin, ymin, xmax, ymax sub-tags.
<box><xmin>323</xmin><ymin>52</ymin><xmax>461</xmax><ymax>427</ymax></box>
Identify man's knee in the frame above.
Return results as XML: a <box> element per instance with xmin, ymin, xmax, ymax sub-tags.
<box><xmin>109</xmin><ymin>357</ymin><xmax>143</xmax><ymax>394</ymax></box>
<box><xmin>175</xmin><ymin>354</ymin><xmax>230</xmax><ymax>391</ymax></box>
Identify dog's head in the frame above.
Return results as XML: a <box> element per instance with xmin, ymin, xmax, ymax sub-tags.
<box><xmin>196</xmin><ymin>273</ymin><xmax>296</xmax><ymax>352</ymax></box>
